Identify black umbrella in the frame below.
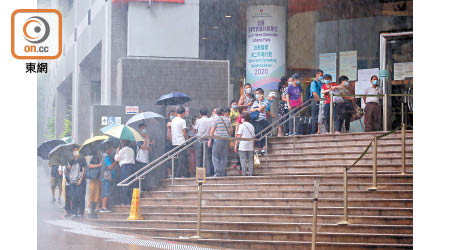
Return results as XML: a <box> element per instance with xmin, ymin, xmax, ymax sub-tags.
<box><xmin>156</xmin><ymin>92</ymin><xmax>191</xmax><ymax>105</ymax></box>
<box><xmin>37</xmin><ymin>139</ymin><xmax>66</xmax><ymax>160</ymax></box>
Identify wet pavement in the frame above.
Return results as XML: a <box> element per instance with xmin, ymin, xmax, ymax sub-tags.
<box><xmin>37</xmin><ymin>164</ymin><xmax>223</xmax><ymax>250</ymax></box>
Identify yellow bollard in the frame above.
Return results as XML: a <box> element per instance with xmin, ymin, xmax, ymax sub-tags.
<box><xmin>128</xmin><ymin>188</ymin><xmax>144</xmax><ymax>220</ymax></box>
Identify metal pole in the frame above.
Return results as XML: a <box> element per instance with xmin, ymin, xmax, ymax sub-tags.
<box><xmin>368</xmin><ymin>136</ymin><xmax>378</xmax><ymax>191</ymax></box>
<box><xmin>171</xmin><ymin>157</ymin><xmax>175</xmax><ymax>198</ymax></box>
<box><xmin>293</xmin><ymin>115</ymin><xmax>296</xmax><ymax>152</ymax></box>
<box><xmin>401</xmin><ymin>122</ymin><xmax>406</xmax><ymax>175</ymax></box>
<box><xmin>265</xmin><ymin>136</ymin><xmax>268</xmax><ymax>168</ymax></box>
<box><xmin>338</xmin><ymin>168</ymin><xmax>349</xmax><ymax>225</ymax></box>
<box><xmin>311</xmin><ymin>181</ymin><xmax>319</xmax><ymax>250</ymax></box>
<box><xmin>401</xmin><ymin>102</ymin><xmax>405</xmax><ymax>125</ymax></box>
<box><xmin>194</xmin><ymin>183</ymin><xmax>203</xmax><ymax>238</ymax></box>
<box><xmin>138</xmin><ymin>177</ymin><xmax>142</xmax><ymax>220</ymax></box>
<box><xmin>383</xmin><ymin>94</ymin><xmax>388</xmax><ymax>131</ymax></box>
<box><xmin>330</xmin><ymin>93</ymin><xmax>334</xmax><ymax>134</ymax></box>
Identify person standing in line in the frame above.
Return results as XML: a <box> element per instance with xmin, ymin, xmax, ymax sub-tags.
<box><xmin>321</xmin><ymin>74</ymin><xmax>339</xmax><ymax>133</ymax></box>
<box><xmin>194</xmin><ymin>107</ymin><xmax>213</xmax><ymax>176</ymax></box>
<box><xmin>234</xmin><ymin>112</ymin><xmax>255</xmax><ymax>176</ymax></box>
<box><xmin>136</xmin><ymin>123</ymin><xmax>154</xmax><ymax>190</ymax></box>
<box><xmin>171</xmin><ymin>107</ymin><xmax>189</xmax><ymax>177</ymax></box>
<box><xmin>67</xmin><ymin>147</ymin><xmax>86</xmax><ymax>218</ymax></box>
<box><xmin>59</xmin><ymin>164</ymin><xmax>72</xmax><ymax>217</ymax></box>
<box><xmin>100</xmin><ymin>145</ymin><xmax>117</xmax><ymax>213</ymax></box>
<box><xmin>230</xmin><ymin>100</ymin><xmax>240</xmax><ymax>136</ymax></box>
<box><xmin>87</xmin><ymin>149</ymin><xmax>102</xmax><ymax>216</ymax></box>
<box><xmin>49</xmin><ymin>163</ymin><xmax>62</xmax><ymax>204</ymax></box>
<box><xmin>332</xmin><ymin>75</ymin><xmax>355</xmax><ymax>133</ymax></box>
<box><xmin>238</xmin><ymin>83</ymin><xmax>255</xmax><ymax>108</ymax></box>
<box><xmin>363</xmin><ymin>75</ymin><xmax>383</xmax><ymax>131</ymax></box>
<box><xmin>286</xmin><ymin>73</ymin><xmax>303</xmax><ymax>135</ymax></box>
<box><xmin>310</xmin><ymin>69</ymin><xmax>324</xmax><ymax>134</ymax></box>
<box><xmin>114</xmin><ymin>140</ymin><xmax>135</xmax><ymax>205</ymax></box>
<box><xmin>277</xmin><ymin>76</ymin><xmax>289</xmax><ymax>136</ymax></box>
<box><xmin>249</xmin><ymin>88</ymin><xmax>269</xmax><ymax>154</ymax></box>
<box><xmin>208</xmin><ymin>108</ymin><xmax>232</xmax><ymax>177</ymax></box>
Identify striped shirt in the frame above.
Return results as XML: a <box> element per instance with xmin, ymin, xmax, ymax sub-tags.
<box><xmin>212</xmin><ymin>116</ymin><xmax>231</xmax><ymax>138</ymax></box>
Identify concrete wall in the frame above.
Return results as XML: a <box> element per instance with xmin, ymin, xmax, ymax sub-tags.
<box><xmin>116</xmin><ymin>57</ymin><xmax>229</xmax><ymax>109</ymax></box>
<box><xmin>127</xmin><ymin>1</ymin><xmax>199</xmax><ymax>58</ymax></box>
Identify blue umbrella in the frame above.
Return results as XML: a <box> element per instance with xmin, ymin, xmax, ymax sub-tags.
<box><xmin>156</xmin><ymin>92</ymin><xmax>191</xmax><ymax>105</ymax></box>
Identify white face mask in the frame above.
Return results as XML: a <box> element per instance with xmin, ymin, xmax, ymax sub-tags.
<box><xmin>245</xmin><ymin>88</ymin><xmax>251</xmax><ymax>94</ymax></box>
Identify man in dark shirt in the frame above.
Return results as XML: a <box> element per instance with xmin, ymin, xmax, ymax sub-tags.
<box><xmin>67</xmin><ymin>147</ymin><xmax>87</xmax><ymax>218</ymax></box>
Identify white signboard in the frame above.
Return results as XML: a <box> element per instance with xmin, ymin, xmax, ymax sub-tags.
<box><xmin>101</xmin><ymin>116</ymin><xmax>122</xmax><ymax>126</ymax></box>
<box><xmin>319</xmin><ymin>53</ymin><xmax>337</xmax><ymax>82</ymax></box>
<box><xmin>246</xmin><ymin>5</ymin><xmax>286</xmax><ymax>93</ymax></box>
<box><xmin>125</xmin><ymin>106</ymin><xmax>139</xmax><ymax>115</ymax></box>
<box><xmin>394</xmin><ymin>62</ymin><xmax>413</xmax><ymax>80</ymax></box>
<box><xmin>339</xmin><ymin>51</ymin><xmax>357</xmax><ymax>81</ymax></box>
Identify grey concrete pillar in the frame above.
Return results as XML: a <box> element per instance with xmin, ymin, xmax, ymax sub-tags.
<box><xmin>55</xmin><ymin>89</ymin><xmax>67</xmax><ymax>138</ymax></box>
<box><xmin>72</xmin><ymin>66</ymin><xmax>92</xmax><ymax>144</ymax></box>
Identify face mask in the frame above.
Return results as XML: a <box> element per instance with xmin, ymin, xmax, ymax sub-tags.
<box><xmin>318</xmin><ymin>76</ymin><xmax>323</xmax><ymax>82</ymax></box>
<box><xmin>142</xmin><ymin>128</ymin><xmax>147</xmax><ymax>134</ymax></box>
<box><xmin>73</xmin><ymin>151</ymin><xmax>79</xmax><ymax>157</ymax></box>
<box><xmin>344</xmin><ymin>81</ymin><xmax>349</xmax><ymax>87</ymax></box>
<box><xmin>245</xmin><ymin>88</ymin><xmax>251</xmax><ymax>94</ymax></box>
<box><xmin>372</xmin><ymin>80</ymin><xmax>378</xmax><ymax>86</ymax></box>
<box><xmin>255</xmin><ymin>94</ymin><xmax>260</xmax><ymax>100</ymax></box>
<box><xmin>324</xmin><ymin>79</ymin><xmax>330</xmax><ymax>84</ymax></box>
<box><xmin>232</xmin><ymin>105</ymin><xmax>238</xmax><ymax>109</ymax></box>
<box><xmin>288</xmin><ymin>81</ymin><xmax>292</xmax><ymax>86</ymax></box>
<box><xmin>296</xmin><ymin>80</ymin><xmax>300</xmax><ymax>85</ymax></box>
<box><xmin>170</xmin><ymin>115</ymin><xmax>174</xmax><ymax>121</ymax></box>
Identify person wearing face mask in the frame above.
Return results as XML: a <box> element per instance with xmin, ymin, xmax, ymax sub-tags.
<box><xmin>115</xmin><ymin>140</ymin><xmax>136</xmax><ymax>205</ymax></box>
<box><xmin>67</xmin><ymin>147</ymin><xmax>87</xmax><ymax>218</ymax></box>
<box><xmin>286</xmin><ymin>73</ymin><xmax>303</xmax><ymax>135</ymax></box>
<box><xmin>310</xmin><ymin>69</ymin><xmax>324</xmax><ymax>134</ymax></box>
<box><xmin>238</xmin><ymin>83</ymin><xmax>255</xmax><ymax>108</ymax></box>
<box><xmin>331</xmin><ymin>75</ymin><xmax>354</xmax><ymax>133</ymax></box>
<box><xmin>136</xmin><ymin>123</ymin><xmax>154</xmax><ymax>190</ymax></box>
<box><xmin>363</xmin><ymin>75</ymin><xmax>383</xmax><ymax>132</ymax></box>
<box><xmin>249</xmin><ymin>88</ymin><xmax>269</xmax><ymax>154</ymax></box>
<box><xmin>321</xmin><ymin>74</ymin><xmax>339</xmax><ymax>133</ymax></box>
<box><xmin>230</xmin><ymin>100</ymin><xmax>240</xmax><ymax>136</ymax></box>
<box><xmin>277</xmin><ymin>76</ymin><xmax>289</xmax><ymax>136</ymax></box>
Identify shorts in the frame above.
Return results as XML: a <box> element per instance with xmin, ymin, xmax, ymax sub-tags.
<box><xmin>50</xmin><ymin>176</ymin><xmax>62</xmax><ymax>189</ymax></box>
<box><xmin>101</xmin><ymin>180</ymin><xmax>111</xmax><ymax>198</ymax></box>
<box><xmin>89</xmin><ymin>179</ymin><xmax>101</xmax><ymax>203</ymax></box>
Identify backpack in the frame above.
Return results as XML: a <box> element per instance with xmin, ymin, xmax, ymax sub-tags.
<box><xmin>69</xmin><ymin>162</ymin><xmax>81</xmax><ymax>184</ymax></box>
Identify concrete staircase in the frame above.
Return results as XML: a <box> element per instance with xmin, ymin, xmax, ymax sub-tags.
<box><xmin>89</xmin><ymin>131</ymin><xmax>413</xmax><ymax>249</ymax></box>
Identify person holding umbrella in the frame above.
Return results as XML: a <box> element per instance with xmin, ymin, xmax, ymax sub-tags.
<box><xmin>49</xmin><ymin>163</ymin><xmax>62</xmax><ymax>204</ymax></box>
<box><xmin>114</xmin><ymin>140</ymin><xmax>136</xmax><ymax>205</ymax></box>
<box><xmin>67</xmin><ymin>147</ymin><xmax>87</xmax><ymax>218</ymax></box>
<box><xmin>100</xmin><ymin>144</ymin><xmax>118</xmax><ymax>212</ymax></box>
<box><xmin>87</xmin><ymin>149</ymin><xmax>102</xmax><ymax>216</ymax></box>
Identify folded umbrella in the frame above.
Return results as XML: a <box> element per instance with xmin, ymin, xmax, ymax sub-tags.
<box><xmin>37</xmin><ymin>139</ymin><xmax>66</xmax><ymax>160</ymax></box>
<box><xmin>156</xmin><ymin>92</ymin><xmax>191</xmax><ymax>105</ymax></box>
<box><xmin>48</xmin><ymin>143</ymin><xmax>80</xmax><ymax>166</ymax></box>
<box><xmin>100</xmin><ymin>124</ymin><xmax>144</xmax><ymax>142</ymax></box>
<box><xmin>79</xmin><ymin>135</ymin><xmax>109</xmax><ymax>156</ymax></box>
<box><xmin>126</xmin><ymin>111</ymin><xmax>164</xmax><ymax>126</ymax></box>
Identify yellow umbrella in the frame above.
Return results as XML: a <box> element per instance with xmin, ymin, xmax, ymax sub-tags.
<box><xmin>100</xmin><ymin>124</ymin><xmax>144</xmax><ymax>142</ymax></box>
<box><xmin>79</xmin><ymin>135</ymin><xmax>109</xmax><ymax>156</ymax></box>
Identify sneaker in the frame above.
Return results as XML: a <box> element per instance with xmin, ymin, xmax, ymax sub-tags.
<box><xmin>51</xmin><ymin>198</ymin><xmax>56</xmax><ymax>204</ymax></box>
<box><xmin>284</xmin><ymin>133</ymin><xmax>289</xmax><ymax>136</ymax></box>
<box><xmin>260</xmin><ymin>149</ymin><xmax>266</xmax><ymax>155</ymax></box>
<box><xmin>100</xmin><ymin>208</ymin><xmax>111</xmax><ymax>213</ymax></box>
<box><xmin>254</xmin><ymin>150</ymin><xmax>260</xmax><ymax>155</ymax></box>
<box><xmin>71</xmin><ymin>214</ymin><xmax>77</xmax><ymax>220</ymax></box>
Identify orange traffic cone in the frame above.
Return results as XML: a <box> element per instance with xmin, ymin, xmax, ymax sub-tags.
<box><xmin>127</xmin><ymin>188</ymin><xmax>144</xmax><ymax>220</ymax></box>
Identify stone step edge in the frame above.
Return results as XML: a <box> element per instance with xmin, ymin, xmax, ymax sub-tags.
<box><xmin>142</xmin><ymin>189</ymin><xmax>413</xmax><ymax>195</ymax></box>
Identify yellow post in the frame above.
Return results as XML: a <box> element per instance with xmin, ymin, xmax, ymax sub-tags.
<box><xmin>127</xmin><ymin>188</ymin><xmax>144</xmax><ymax>220</ymax></box>
<box><xmin>368</xmin><ymin>136</ymin><xmax>378</xmax><ymax>191</ymax></box>
<box><xmin>338</xmin><ymin>168</ymin><xmax>349</xmax><ymax>225</ymax></box>
<box><xmin>192</xmin><ymin>167</ymin><xmax>206</xmax><ymax>239</ymax></box>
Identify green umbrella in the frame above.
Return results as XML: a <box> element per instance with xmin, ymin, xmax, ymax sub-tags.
<box><xmin>100</xmin><ymin>124</ymin><xmax>144</xmax><ymax>142</ymax></box>
<box><xmin>48</xmin><ymin>143</ymin><xmax>80</xmax><ymax>166</ymax></box>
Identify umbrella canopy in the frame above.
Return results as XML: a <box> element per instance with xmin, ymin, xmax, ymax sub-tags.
<box><xmin>100</xmin><ymin>124</ymin><xmax>144</xmax><ymax>142</ymax></box>
<box><xmin>79</xmin><ymin>135</ymin><xmax>109</xmax><ymax>156</ymax></box>
<box><xmin>101</xmin><ymin>137</ymin><xmax>120</xmax><ymax>149</ymax></box>
<box><xmin>48</xmin><ymin>143</ymin><xmax>80</xmax><ymax>166</ymax></box>
<box><xmin>61</xmin><ymin>136</ymin><xmax>72</xmax><ymax>143</ymax></box>
<box><xmin>37</xmin><ymin>139</ymin><xmax>66</xmax><ymax>160</ymax></box>
<box><xmin>126</xmin><ymin>111</ymin><xmax>164</xmax><ymax>126</ymax></box>
<box><xmin>156</xmin><ymin>92</ymin><xmax>191</xmax><ymax>105</ymax></box>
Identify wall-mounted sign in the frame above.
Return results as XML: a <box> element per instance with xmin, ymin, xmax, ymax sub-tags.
<box><xmin>101</xmin><ymin>116</ymin><xmax>122</xmax><ymax>126</ymax></box>
<box><xmin>125</xmin><ymin>106</ymin><xmax>139</xmax><ymax>115</ymax></box>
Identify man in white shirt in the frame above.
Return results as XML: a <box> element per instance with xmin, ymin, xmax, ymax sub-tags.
<box><xmin>235</xmin><ymin>112</ymin><xmax>255</xmax><ymax>176</ymax></box>
<box><xmin>194</xmin><ymin>107</ymin><xmax>213</xmax><ymax>176</ymax></box>
<box><xmin>363</xmin><ymin>75</ymin><xmax>383</xmax><ymax>132</ymax></box>
<box><xmin>115</xmin><ymin>140</ymin><xmax>135</xmax><ymax>205</ymax></box>
<box><xmin>170</xmin><ymin>107</ymin><xmax>189</xmax><ymax>177</ymax></box>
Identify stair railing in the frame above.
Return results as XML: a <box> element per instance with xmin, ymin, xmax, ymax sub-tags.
<box><xmin>337</xmin><ymin>104</ymin><xmax>410</xmax><ymax>225</ymax></box>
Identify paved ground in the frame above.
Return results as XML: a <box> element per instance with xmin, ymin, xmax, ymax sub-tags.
<box><xmin>36</xmin><ymin>163</ymin><xmax>224</xmax><ymax>250</ymax></box>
